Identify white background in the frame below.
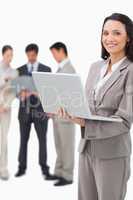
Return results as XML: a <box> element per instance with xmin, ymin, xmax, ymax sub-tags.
<box><xmin>0</xmin><ymin>0</ymin><xmax>133</xmax><ymax>199</ymax></box>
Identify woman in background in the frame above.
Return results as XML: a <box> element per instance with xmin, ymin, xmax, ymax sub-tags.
<box><xmin>0</xmin><ymin>45</ymin><xmax>18</xmax><ymax>180</ymax></box>
<box><xmin>58</xmin><ymin>13</ymin><xmax>133</xmax><ymax>200</ymax></box>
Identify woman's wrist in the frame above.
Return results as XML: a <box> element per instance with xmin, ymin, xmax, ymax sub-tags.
<box><xmin>71</xmin><ymin>117</ymin><xmax>85</xmax><ymax>127</ymax></box>
<box><xmin>80</xmin><ymin>119</ymin><xmax>85</xmax><ymax>127</ymax></box>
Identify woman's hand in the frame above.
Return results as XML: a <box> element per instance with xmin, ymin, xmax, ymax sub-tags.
<box><xmin>57</xmin><ymin>107</ymin><xmax>85</xmax><ymax>127</ymax></box>
<box><xmin>0</xmin><ymin>106</ymin><xmax>8</xmax><ymax>114</ymax></box>
<box><xmin>19</xmin><ymin>90</ymin><xmax>38</xmax><ymax>100</ymax></box>
<box><xmin>4</xmin><ymin>76</ymin><xmax>12</xmax><ymax>82</ymax></box>
<box><xmin>46</xmin><ymin>113</ymin><xmax>55</xmax><ymax>118</ymax></box>
<box><xmin>19</xmin><ymin>90</ymin><xmax>28</xmax><ymax>101</ymax></box>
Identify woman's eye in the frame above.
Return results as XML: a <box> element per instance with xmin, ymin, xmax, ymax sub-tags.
<box><xmin>113</xmin><ymin>31</ymin><xmax>121</xmax><ymax>35</ymax></box>
<box><xmin>102</xmin><ymin>30</ymin><xmax>121</xmax><ymax>36</ymax></box>
<box><xmin>103</xmin><ymin>31</ymin><xmax>108</xmax><ymax>36</ymax></box>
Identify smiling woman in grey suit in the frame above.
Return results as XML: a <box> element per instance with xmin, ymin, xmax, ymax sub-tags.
<box><xmin>58</xmin><ymin>13</ymin><xmax>133</xmax><ymax>200</ymax></box>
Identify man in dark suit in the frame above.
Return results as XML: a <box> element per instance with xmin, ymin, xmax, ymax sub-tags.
<box><xmin>15</xmin><ymin>44</ymin><xmax>56</xmax><ymax>180</ymax></box>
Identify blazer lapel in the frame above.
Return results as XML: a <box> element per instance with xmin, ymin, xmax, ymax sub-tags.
<box><xmin>86</xmin><ymin>61</ymin><xmax>104</xmax><ymax>111</ymax></box>
<box><xmin>86</xmin><ymin>61</ymin><xmax>104</xmax><ymax>92</ymax></box>
<box><xmin>95</xmin><ymin>58</ymin><xmax>130</xmax><ymax>106</ymax></box>
<box><xmin>37</xmin><ymin>63</ymin><xmax>41</xmax><ymax>72</ymax></box>
<box><xmin>56</xmin><ymin>67</ymin><xmax>62</xmax><ymax>73</ymax></box>
<box><xmin>58</xmin><ymin>60</ymin><xmax>74</xmax><ymax>73</ymax></box>
<box><xmin>57</xmin><ymin>61</ymin><xmax>70</xmax><ymax>73</ymax></box>
<box><xmin>25</xmin><ymin>65</ymin><xmax>29</xmax><ymax>75</ymax></box>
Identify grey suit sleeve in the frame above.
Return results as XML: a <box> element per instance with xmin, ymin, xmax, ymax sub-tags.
<box><xmin>84</xmin><ymin>65</ymin><xmax>133</xmax><ymax>140</ymax></box>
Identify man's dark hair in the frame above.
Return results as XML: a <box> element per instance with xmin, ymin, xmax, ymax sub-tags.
<box><xmin>101</xmin><ymin>13</ymin><xmax>133</xmax><ymax>62</ymax></box>
<box><xmin>50</xmin><ymin>42</ymin><xmax>68</xmax><ymax>56</ymax></box>
<box><xmin>2</xmin><ymin>45</ymin><xmax>13</xmax><ymax>55</ymax></box>
<box><xmin>25</xmin><ymin>43</ymin><xmax>39</xmax><ymax>54</ymax></box>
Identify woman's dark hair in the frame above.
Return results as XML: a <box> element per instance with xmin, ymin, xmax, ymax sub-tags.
<box><xmin>101</xmin><ymin>13</ymin><xmax>133</xmax><ymax>62</ymax></box>
<box><xmin>25</xmin><ymin>43</ymin><xmax>39</xmax><ymax>54</ymax></box>
<box><xmin>2</xmin><ymin>45</ymin><xmax>13</xmax><ymax>55</ymax></box>
<box><xmin>50</xmin><ymin>42</ymin><xmax>68</xmax><ymax>56</ymax></box>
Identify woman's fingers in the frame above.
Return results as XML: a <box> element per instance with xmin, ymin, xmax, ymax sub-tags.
<box><xmin>56</xmin><ymin>107</ymin><xmax>85</xmax><ymax>126</ymax></box>
<box><xmin>62</xmin><ymin>107</ymin><xmax>67</xmax><ymax>118</ymax></box>
<box><xmin>57</xmin><ymin>107</ymin><xmax>63</xmax><ymax>118</ymax></box>
<box><xmin>57</xmin><ymin>107</ymin><xmax>71</xmax><ymax>119</ymax></box>
<box><xmin>61</xmin><ymin>107</ymin><xmax>68</xmax><ymax>119</ymax></box>
<box><xmin>64</xmin><ymin>109</ymin><xmax>72</xmax><ymax>119</ymax></box>
<box><xmin>0</xmin><ymin>107</ymin><xmax>8</xmax><ymax>113</ymax></box>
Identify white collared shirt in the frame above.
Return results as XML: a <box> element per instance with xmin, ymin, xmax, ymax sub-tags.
<box><xmin>27</xmin><ymin>61</ymin><xmax>39</xmax><ymax>73</ymax></box>
<box><xmin>94</xmin><ymin>56</ymin><xmax>126</xmax><ymax>100</ymax></box>
<box><xmin>58</xmin><ymin>57</ymin><xmax>70</xmax><ymax>70</ymax></box>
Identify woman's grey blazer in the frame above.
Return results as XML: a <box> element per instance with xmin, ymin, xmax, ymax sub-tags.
<box><xmin>79</xmin><ymin>58</ymin><xmax>133</xmax><ymax>159</ymax></box>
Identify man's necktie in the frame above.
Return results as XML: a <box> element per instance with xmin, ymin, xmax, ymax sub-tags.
<box><xmin>29</xmin><ymin>65</ymin><xmax>34</xmax><ymax>75</ymax></box>
<box><xmin>56</xmin><ymin>67</ymin><xmax>61</xmax><ymax>73</ymax></box>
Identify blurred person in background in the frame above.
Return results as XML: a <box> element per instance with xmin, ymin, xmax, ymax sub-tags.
<box><xmin>0</xmin><ymin>45</ymin><xmax>18</xmax><ymax>180</ymax></box>
<box><xmin>49</xmin><ymin>42</ymin><xmax>76</xmax><ymax>186</ymax></box>
<box><xmin>15</xmin><ymin>44</ymin><xmax>55</xmax><ymax>180</ymax></box>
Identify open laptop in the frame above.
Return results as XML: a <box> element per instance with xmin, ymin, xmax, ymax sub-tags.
<box><xmin>32</xmin><ymin>72</ymin><xmax>122</xmax><ymax>122</ymax></box>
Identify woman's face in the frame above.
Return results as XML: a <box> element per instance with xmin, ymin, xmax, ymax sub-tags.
<box><xmin>102</xmin><ymin>20</ymin><xmax>129</xmax><ymax>56</ymax></box>
<box><xmin>3</xmin><ymin>49</ymin><xmax>13</xmax><ymax>64</ymax></box>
